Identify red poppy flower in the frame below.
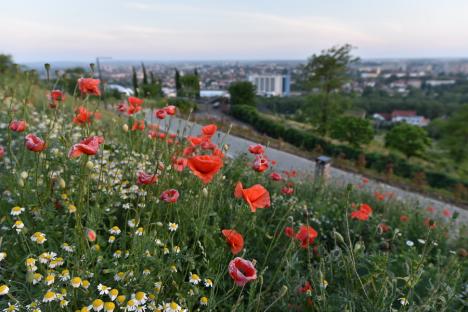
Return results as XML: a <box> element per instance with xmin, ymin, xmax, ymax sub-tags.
<box><xmin>25</xmin><ymin>134</ymin><xmax>46</xmax><ymax>152</ymax></box>
<box><xmin>234</xmin><ymin>182</ymin><xmax>270</xmax><ymax>212</ymax></box>
<box><xmin>252</xmin><ymin>154</ymin><xmax>269</xmax><ymax>173</ymax></box>
<box><xmin>0</xmin><ymin>145</ymin><xmax>5</xmax><ymax>158</ymax></box>
<box><xmin>137</xmin><ymin>171</ymin><xmax>158</xmax><ymax>185</ymax></box>
<box><xmin>165</xmin><ymin>105</ymin><xmax>176</xmax><ymax>115</ymax></box>
<box><xmin>94</xmin><ymin>111</ymin><xmax>102</xmax><ymax>120</ymax></box>
<box><xmin>426</xmin><ymin>206</ymin><xmax>435</xmax><ymax>213</ymax></box>
<box><xmin>117</xmin><ymin>103</ymin><xmax>128</xmax><ymax>113</ymax></box>
<box><xmin>68</xmin><ymin>136</ymin><xmax>104</xmax><ymax>158</ymax></box>
<box><xmin>128</xmin><ymin>96</ymin><xmax>144</xmax><ymax>107</ymax></box>
<box><xmin>228</xmin><ymin>257</ymin><xmax>257</xmax><ymax>287</ymax></box>
<box><xmin>160</xmin><ymin>189</ymin><xmax>179</xmax><ymax>203</ymax></box>
<box><xmin>48</xmin><ymin>90</ymin><xmax>65</xmax><ymax>108</ymax></box>
<box><xmin>424</xmin><ymin>217</ymin><xmax>436</xmax><ymax>229</ymax></box>
<box><xmin>281</xmin><ymin>186</ymin><xmax>294</xmax><ymax>196</ymax></box>
<box><xmin>377</xmin><ymin>223</ymin><xmax>390</xmax><ymax>234</ymax></box>
<box><xmin>201</xmin><ymin>124</ymin><xmax>217</xmax><ymax>138</ymax></box>
<box><xmin>400</xmin><ymin>215</ymin><xmax>409</xmax><ymax>222</ymax></box>
<box><xmin>201</xmin><ymin>140</ymin><xmax>217</xmax><ymax>151</ymax></box>
<box><xmin>298</xmin><ymin>281</ymin><xmax>313</xmax><ymax>294</ymax></box>
<box><xmin>131</xmin><ymin>120</ymin><xmax>145</xmax><ymax>131</ymax></box>
<box><xmin>350</xmin><ymin>203</ymin><xmax>373</xmax><ymax>221</ymax></box>
<box><xmin>78</xmin><ymin>78</ymin><xmax>100</xmax><ymax>96</ymax></box>
<box><xmin>172</xmin><ymin>157</ymin><xmax>188</xmax><ymax>172</ymax></box>
<box><xmin>73</xmin><ymin>106</ymin><xmax>93</xmax><ymax>125</ymax></box>
<box><xmin>295</xmin><ymin>225</ymin><xmax>318</xmax><ymax>248</ymax></box>
<box><xmin>270</xmin><ymin>172</ymin><xmax>282</xmax><ymax>181</ymax></box>
<box><xmin>248</xmin><ymin>144</ymin><xmax>265</xmax><ymax>154</ymax></box>
<box><xmin>284</xmin><ymin>226</ymin><xmax>295</xmax><ymax>238</ymax></box>
<box><xmin>187</xmin><ymin>136</ymin><xmax>203</xmax><ymax>147</ymax></box>
<box><xmin>154</xmin><ymin>109</ymin><xmax>167</xmax><ymax>119</ymax></box>
<box><xmin>187</xmin><ymin>155</ymin><xmax>223</xmax><ymax>184</ymax></box>
<box><xmin>222</xmin><ymin>229</ymin><xmax>244</xmax><ymax>255</ymax></box>
<box><xmin>374</xmin><ymin>192</ymin><xmax>385</xmax><ymax>201</ymax></box>
<box><xmin>442</xmin><ymin>208</ymin><xmax>452</xmax><ymax>218</ymax></box>
<box><xmin>9</xmin><ymin>120</ymin><xmax>27</xmax><ymax>132</ymax></box>
<box><xmin>212</xmin><ymin>148</ymin><xmax>225</xmax><ymax>158</ymax></box>
<box><xmin>85</xmin><ymin>228</ymin><xmax>96</xmax><ymax>242</ymax></box>
<box><xmin>158</xmin><ymin>133</ymin><xmax>166</xmax><ymax>139</ymax></box>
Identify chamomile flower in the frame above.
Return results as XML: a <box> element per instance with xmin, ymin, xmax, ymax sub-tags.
<box><xmin>92</xmin><ymin>299</ymin><xmax>104</xmax><ymax>311</ymax></box>
<box><xmin>170</xmin><ymin>265</ymin><xmax>177</xmax><ymax>273</ymax></box>
<box><xmin>173</xmin><ymin>246</ymin><xmax>180</xmax><ymax>254</ymax></box>
<box><xmin>168</xmin><ymin>223</ymin><xmax>178</xmax><ymax>232</ymax></box>
<box><xmin>113</xmin><ymin>250</ymin><xmax>122</xmax><ymax>258</ymax></box>
<box><xmin>44</xmin><ymin>274</ymin><xmax>55</xmax><ymax>286</ymax></box>
<box><xmin>200</xmin><ymin>296</ymin><xmax>208</xmax><ymax>306</ymax></box>
<box><xmin>109</xmin><ymin>289</ymin><xmax>119</xmax><ymax>301</ymax></box>
<box><xmin>135</xmin><ymin>227</ymin><xmax>144</xmax><ymax>236</ymax></box>
<box><xmin>70</xmin><ymin>277</ymin><xmax>82</xmax><ymax>288</ymax></box>
<box><xmin>31</xmin><ymin>232</ymin><xmax>47</xmax><ymax>244</ymax></box>
<box><xmin>32</xmin><ymin>273</ymin><xmax>43</xmax><ymax>284</ymax></box>
<box><xmin>204</xmin><ymin>279</ymin><xmax>213</xmax><ymax>288</ymax></box>
<box><xmin>82</xmin><ymin>280</ymin><xmax>90</xmax><ymax>289</ymax></box>
<box><xmin>3</xmin><ymin>303</ymin><xmax>18</xmax><ymax>312</ymax></box>
<box><xmin>189</xmin><ymin>273</ymin><xmax>201</xmax><ymax>285</ymax></box>
<box><xmin>114</xmin><ymin>272</ymin><xmax>125</xmax><ymax>282</ymax></box>
<box><xmin>61</xmin><ymin>243</ymin><xmax>75</xmax><ymax>253</ymax></box>
<box><xmin>0</xmin><ymin>252</ymin><xmax>6</xmax><ymax>261</ymax></box>
<box><xmin>43</xmin><ymin>290</ymin><xmax>57</xmax><ymax>302</ymax></box>
<box><xmin>10</xmin><ymin>206</ymin><xmax>25</xmax><ymax>216</ymax></box>
<box><xmin>109</xmin><ymin>226</ymin><xmax>121</xmax><ymax>235</ymax></box>
<box><xmin>60</xmin><ymin>269</ymin><xmax>70</xmax><ymax>281</ymax></box>
<box><xmin>128</xmin><ymin>219</ymin><xmax>137</xmax><ymax>228</ymax></box>
<box><xmin>133</xmin><ymin>291</ymin><xmax>147</xmax><ymax>305</ymax></box>
<box><xmin>164</xmin><ymin>301</ymin><xmax>182</xmax><ymax>312</ymax></box>
<box><xmin>104</xmin><ymin>302</ymin><xmax>115</xmax><ymax>312</ymax></box>
<box><xmin>12</xmin><ymin>220</ymin><xmax>24</xmax><ymax>233</ymax></box>
<box><xmin>108</xmin><ymin>235</ymin><xmax>116</xmax><ymax>243</ymax></box>
<box><xmin>60</xmin><ymin>299</ymin><xmax>69</xmax><ymax>308</ymax></box>
<box><xmin>399</xmin><ymin>297</ymin><xmax>409</xmax><ymax>306</ymax></box>
<box><xmin>142</xmin><ymin>269</ymin><xmax>151</xmax><ymax>276</ymax></box>
<box><xmin>126</xmin><ymin>299</ymin><xmax>137</xmax><ymax>311</ymax></box>
<box><xmin>0</xmin><ymin>284</ymin><xmax>9</xmax><ymax>295</ymax></box>
<box><xmin>98</xmin><ymin>284</ymin><xmax>110</xmax><ymax>295</ymax></box>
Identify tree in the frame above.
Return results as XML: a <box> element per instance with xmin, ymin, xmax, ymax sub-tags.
<box><xmin>385</xmin><ymin>123</ymin><xmax>431</xmax><ymax>158</ymax></box>
<box><xmin>330</xmin><ymin>116</ymin><xmax>374</xmax><ymax>148</ymax></box>
<box><xmin>141</xmin><ymin>62</ymin><xmax>148</xmax><ymax>86</ymax></box>
<box><xmin>302</xmin><ymin>44</ymin><xmax>358</xmax><ymax>134</ymax></box>
<box><xmin>179</xmin><ymin>74</ymin><xmax>200</xmax><ymax>99</ymax></box>
<box><xmin>175</xmin><ymin>69</ymin><xmax>182</xmax><ymax>96</ymax></box>
<box><xmin>0</xmin><ymin>54</ymin><xmax>14</xmax><ymax>74</ymax></box>
<box><xmin>132</xmin><ymin>66</ymin><xmax>139</xmax><ymax>97</ymax></box>
<box><xmin>437</xmin><ymin>104</ymin><xmax>468</xmax><ymax>162</ymax></box>
<box><xmin>228</xmin><ymin>81</ymin><xmax>256</xmax><ymax>107</ymax></box>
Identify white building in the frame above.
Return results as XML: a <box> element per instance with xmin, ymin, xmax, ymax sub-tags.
<box><xmin>248</xmin><ymin>74</ymin><xmax>291</xmax><ymax>96</ymax></box>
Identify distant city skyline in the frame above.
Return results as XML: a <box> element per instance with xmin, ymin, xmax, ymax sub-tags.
<box><xmin>2</xmin><ymin>0</ymin><xmax>468</xmax><ymax>62</ymax></box>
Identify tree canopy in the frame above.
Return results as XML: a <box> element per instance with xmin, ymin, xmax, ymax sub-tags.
<box><xmin>385</xmin><ymin>123</ymin><xmax>431</xmax><ymax>158</ymax></box>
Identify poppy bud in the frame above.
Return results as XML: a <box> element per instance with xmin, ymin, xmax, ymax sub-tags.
<box><xmin>279</xmin><ymin>285</ymin><xmax>288</xmax><ymax>297</ymax></box>
<box><xmin>122</xmin><ymin>124</ymin><xmax>129</xmax><ymax>132</ymax></box>
<box><xmin>59</xmin><ymin>178</ymin><xmax>66</xmax><ymax>189</ymax></box>
<box><xmin>18</xmin><ymin>178</ymin><xmax>24</xmax><ymax>187</ymax></box>
<box><xmin>202</xmin><ymin>188</ymin><xmax>208</xmax><ymax>197</ymax></box>
<box><xmin>86</xmin><ymin>161</ymin><xmax>94</xmax><ymax>170</ymax></box>
<box><xmin>332</xmin><ymin>231</ymin><xmax>345</xmax><ymax>244</ymax></box>
<box><xmin>85</xmin><ymin>228</ymin><xmax>97</xmax><ymax>242</ymax></box>
<box><xmin>20</xmin><ymin>171</ymin><xmax>28</xmax><ymax>179</ymax></box>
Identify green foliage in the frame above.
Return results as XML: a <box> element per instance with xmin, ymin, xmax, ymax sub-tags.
<box><xmin>179</xmin><ymin>74</ymin><xmax>200</xmax><ymax>99</ymax></box>
<box><xmin>0</xmin><ymin>76</ymin><xmax>467</xmax><ymax>310</ymax></box>
<box><xmin>385</xmin><ymin>123</ymin><xmax>431</xmax><ymax>158</ymax></box>
<box><xmin>132</xmin><ymin>66</ymin><xmax>139</xmax><ymax>97</ymax></box>
<box><xmin>62</xmin><ymin>67</ymin><xmax>86</xmax><ymax>95</ymax></box>
<box><xmin>301</xmin><ymin>44</ymin><xmax>358</xmax><ymax>134</ymax></box>
<box><xmin>141</xmin><ymin>62</ymin><xmax>148</xmax><ymax>86</ymax></box>
<box><xmin>437</xmin><ymin>104</ymin><xmax>468</xmax><ymax>162</ymax></box>
<box><xmin>330</xmin><ymin>116</ymin><xmax>374</xmax><ymax>147</ymax></box>
<box><xmin>0</xmin><ymin>54</ymin><xmax>15</xmax><ymax>74</ymax></box>
<box><xmin>231</xmin><ymin>106</ymin><xmax>468</xmax><ymax>194</ymax></box>
<box><xmin>228</xmin><ymin>81</ymin><xmax>256</xmax><ymax>107</ymax></box>
<box><xmin>168</xmin><ymin>97</ymin><xmax>197</xmax><ymax>114</ymax></box>
<box><xmin>175</xmin><ymin>68</ymin><xmax>182</xmax><ymax>95</ymax></box>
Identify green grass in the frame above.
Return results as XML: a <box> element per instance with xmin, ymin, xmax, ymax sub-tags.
<box><xmin>0</xmin><ymin>73</ymin><xmax>467</xmax><ymax>311</ymax></box>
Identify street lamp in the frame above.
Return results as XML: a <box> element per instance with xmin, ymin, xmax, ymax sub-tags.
<box><xmin>96</xmin><ymin>56</ymin><xmax>112</xmax><ymax>95</ymax></box>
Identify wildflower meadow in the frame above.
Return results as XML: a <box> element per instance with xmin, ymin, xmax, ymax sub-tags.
<box><xmin>0</xmin><ymin>68</ymin><xmax>467</xmax><ymax>312</ymax></box>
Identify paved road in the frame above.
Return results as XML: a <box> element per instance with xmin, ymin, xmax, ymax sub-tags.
<box><xmin>146</xmin><ymin>111</ymin><xmax>468</xmax><ymax>225</ymax></box>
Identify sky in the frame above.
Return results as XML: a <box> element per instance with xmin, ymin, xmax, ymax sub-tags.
<box><xmin>1</xmin><ymin>0</ymin><xmax>468</xmax><ymax>62</ymax></box>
